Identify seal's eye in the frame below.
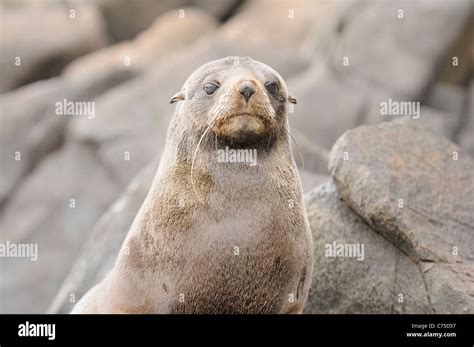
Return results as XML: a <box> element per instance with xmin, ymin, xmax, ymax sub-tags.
<box><xmin>265</xmin><ymin>82</ymin><xmax>278</xmax><ymax>95</ymax></box>
<box><xmin>203</xmin><ymin>81</ymin><xmax>219</xmax><ymax>95</ymax></box>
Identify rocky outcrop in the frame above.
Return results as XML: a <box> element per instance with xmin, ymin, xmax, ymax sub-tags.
<box><xmin>286</xmin><ymin>0</ymin><xmax>473</xmax><ymax>174</ymax></box>
<box><xmin>0</xmin><ymin>143</ymin><xmax>122</xmax><ymax>313</ymax></box>
<box><xmin>47</xmin><ymin>164</ymin><xmax>157</xmax><ymax>314</ymax></box>
<box><xmin>63</xmin><ymin>7</ymin><xmax>218</xmax><ymax>80</ymax></box>
<box><xmin>304</xmin><ymin>181</ymin><xmax>432</xmax><ymax>313</ymax></box>
<box><xmin>329</xmin><ymin>121</ymin><xmax>473</xmax><ymax>266</ymax></box>
<box><xmin>0</xmin><ymin>8</ymin><xmax>217</xmax><ymax>207</ymax></box>
<box><xmin>458</xmin><ymin>81</ymin><xmax>474</xmax><ymax>157</ymax></box>
<box><xmin>306</xmin><ymin>120</ymin><xmax>474</xmax><ymax>313</ymax></box>
<box><xmin>77</xmin><ymin>0</ymin><xmax>241</xmax><ymax>41</ymax></box>
<box><xmin>323</xmin><ymin>0</ymin><xmax>472</xmax><ymax>100</ymax></box>
<box><xmin>0</xmin><ymin>5</ymin><xmax>108</xmax><ymax>93</ymax></box>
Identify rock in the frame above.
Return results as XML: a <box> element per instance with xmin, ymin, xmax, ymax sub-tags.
<box><xmin>304</xmin><ymin>182</ymin><xmax>432</xmax><ymax>313</ymax></box>
<box><xmin>324</xmin><ymin>0</ymin><xmax>472</xmax><ymax>99</ymax></box>
<box><xmin>0</xmin><ymin>7</ymin><xmax>215</xmax><ymax>205</ymax></box>
<box><xmin>360</xmin><ymin>89</ymin><xmax>464</xmax><ymax>141</ymax></box>
<box><xmin>289</xmin><ymin>128</ymin><xmax>330</xmax><ymax>175</ymax></box>
<box><xmin>47</xmin><ymin>163</ymin><xmax>156</xmax><ymax>314</ymax></box>
<box><xmin>1</xmin><ymin>0</ymin><xmax>232</xmax><ymax>41</ymax></box>
<box><xmin>63</xmin><ymin>7</ymin><xmax>218</xmax><ymax>80</ymax></box>
<box><xmin>68</xmin><ymin>0</ymin><xmax>239</xmax><ymax>41</ymax></box>
<box><xmin>0</xmin><ymin>5</ymin><xmax>108</xmax><ymax>93</ymax></box>
<box><xmin>65</xmin><ymin>66</ymin><xmax>174</xmax><ymax>187</ymax></box>
<box><xmin>0</xmin><ymin>72</ymin><xmax>132</xmax><ymax>207</ymax></box>
<box><xmin>299</xmin><ymin>171</ymin><xmax>328</xmax><ymax>193</ymax></box>
<box><xmin>389</xmin><ymin>106</ymin><xmax>461</xmax><ymax>141</ymax></box>
<box><xmin>283</xmin><ymin>0</ymin><xmax>474</xmax><ymax>167</ymax></box>
<box><xmin>93</xmin><ymin>0</ymin><xmax>191</xmax><ymax>41</ymax></box>
<box><xmin>220</xmin><ymin>0</ymin><xmax>325</xmax><ymax>57</ymax></box>
<box><xmin>0</xmin><ymin>143</ymin><xmax>122</xmax><ymax>313</ymax></box>
<box><xmin>426</xmin><ymin>82</ymin><xmax>466</xmax><ymax>122</ymax></box>
<box><xmin>458</xmin><ymin>80</ymin><xmax>474</xmax><ymax>157</ymax></box>
<box><xmin>436</xmin><ymin>14</ymin><xmax>474</xmax><ymax>85</ymax></box>
<box><xmin>420</xmin><ymin>262</ymin><xmax>474</xmax><ymax>313</ymax></box>
<box><xmin>193</xmin><ymin>0</ymin><xmax>241</xmax><ymax>20</ymax></box>
<box><xmin>288</xmin><ymin>64</ymin><xmax>366</xmax><ymax>151</ymax></box>
<box><xmin>328</xmin><ymin>120</ymin><xmax>474</xmax><ymax>313</ymax></box>
<box><xmin>0</xmin><ymin>79</ymin><xmax>64</xmax><ymax>206</ymax></box>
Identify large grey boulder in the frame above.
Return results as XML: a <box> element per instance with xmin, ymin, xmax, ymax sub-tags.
<box><xmin>87</xmin><ymin>0</ymin><xmax>191</xmax><ymax>41</ymax></box>
<box><xmin>47</xmin><ymin>164</ymin><xmax>156</xmax><ymax>314</ymax></box>
<box><xmin>458</xmin><ymin>81</ymin><xmax>474</xmax><ymax>157</ymax></box>
<box><xmin>63</xmin><ymin>7</ymin><xmax>218</xmax><ymax>81</ymax></box>
<box><xmin>328</xmin><ymin>120</ymin><xmax>474</xmax><ymax>313</ymax></box>
<box><xmin>0</xmin><ymin>79</ymin><xmax>65</xmax><ymax>206</ymax></box>
<box><xmin>87</xmin><ymin>0</ymin><xmax>239</xmax><ymax>42</ymax></box>
<box><xmin>193</xmin><ymin>0</ymin><xmax>241</xmax><ymax>20</ymax></box>
<box><xmin>299</xmin><ymin>171</ymin><xmax>328</xmax><ymax>194</ymax></box>
<box><xmin>304</xmin><ymin>182</ymin><xmax>432</xmax><ymax>313</ymax></box>
<box><xmin>324</xmin><ymin>0</ymin><xmax>472</xmax><ymax>100</ymax></box>
<box><xmin>284</xmin><ymin>0</ymin><xmax>472</xmax><ymax>174</ymax></box>
<box><xmin>0</xmin><ymin>4</ymin><xmax>108</xmax><ymax>93</ymax></box>
<box><xmin>288</xmin><ymin>64</ymin><xmax>366</xmax><ymax>163</ymax></box>
<box><xmin>0</xmin><ymin>74</ymin><xmax>131</xmax><ymax>207</ymax></box>
<box><xmin>426</xmin><ymin>82</ymin><xmax>466</xmax><ymax>124</ymax></box>
<box><xmin>0</xmin><ymin>143</ymin><xmax>122</xmax><ymax>313</ymax></box>
<box><xmin>0</xmin><ymin>7</ymin><xmax>217</xmax><ymax>206</ymax></box>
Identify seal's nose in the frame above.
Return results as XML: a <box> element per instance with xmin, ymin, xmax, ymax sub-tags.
<box><xmin>239</xmin><ymin>82</ymin><xmax>255</xmax><ymax>102</ymax></box>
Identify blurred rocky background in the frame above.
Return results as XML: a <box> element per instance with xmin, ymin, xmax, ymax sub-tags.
<box><xmin>0</xmin><ymin>0</ymin><xmax>472</xmax><ymax>314</ymax></box>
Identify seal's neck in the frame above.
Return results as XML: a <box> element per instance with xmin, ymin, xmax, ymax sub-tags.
<box><xmin>155</xmin><ymin>118</ymin><xmax>295</xmax><ymax>189</ymax></box>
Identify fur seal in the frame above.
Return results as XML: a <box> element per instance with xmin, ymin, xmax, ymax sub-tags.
<box><xmin>72</xmin><ymin>56</ymin><xmax>313</xmax><ymax>314</ymax></box>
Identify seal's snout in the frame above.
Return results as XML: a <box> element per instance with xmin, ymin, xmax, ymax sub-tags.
<box><xmin>239</xmin><ymin>81</ymin><xmax>255</xmax><ymax>102</ymax></box>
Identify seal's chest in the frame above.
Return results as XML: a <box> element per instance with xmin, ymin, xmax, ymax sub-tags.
<box><xmin>170</xmin><ymin>249</ymin><xmax>296</xmax><ymax>314</ymax></box>
<box><xmin>168</xmin><ymin>217</ymin><xmax>302</xmax><ymax>314</ymax></box>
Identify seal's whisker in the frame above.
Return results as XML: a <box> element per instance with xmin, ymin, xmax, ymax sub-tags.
<box><xmin>267</xmin><ymin>118</ymin><xmax>277</xmax><ymax>150</ymax></box>
<box><xmin>191</xmin><ymin>121</ymin><xmax>214</xmax><ymax>202</ymax></box>
<box><xmin>282</xmin><ymin>126</ymin><xmax>305</xmax><ymax>171</ymax></box>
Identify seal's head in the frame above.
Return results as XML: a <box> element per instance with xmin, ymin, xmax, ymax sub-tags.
<box><xmin>170</xmin><ymin>56</ymin><xmax>296</xmax><ymax>149</ymax></box>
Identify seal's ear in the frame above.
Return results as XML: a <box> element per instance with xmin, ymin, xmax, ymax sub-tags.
<box><xmin>169</xmin><ymin>91</ymin><xmax>185</xmax><ymax>104</ymax></box>
<box><xmin>288</xmin><ymin>95</ymin><xmax>297</xmax><ymax>104</ymax></box>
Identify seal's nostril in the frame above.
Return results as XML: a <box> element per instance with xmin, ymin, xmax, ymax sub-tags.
<box><xmin>239</xmin><ymin>82</ymin><xmax>255</xmax><ymax>102</ymax></box>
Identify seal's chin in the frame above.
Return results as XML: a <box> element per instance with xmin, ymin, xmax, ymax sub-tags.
<box><xmin>212</xmin><ymin>113</ymin><xmax>270</xmax><ymax>145</ymax></box>
<box><xmin>225</xmin><ymin>114</ymin><xmax>266</xmax><ymax>134</ymax></box>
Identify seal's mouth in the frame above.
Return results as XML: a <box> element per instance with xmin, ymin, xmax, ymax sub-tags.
<box><xmin>229</xmin><ymin>112</ymin><xmax>265</xmax><ymax>118</ymax></box>
<box><xmin>207</xmin><ymin>88</ymin><xmax>278</xmax><ymax>146</ymax></box>
<box><xmin>212</xmin><ymin>113</ymin><xmax>269</xmax><ymax>138</ymax></box>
